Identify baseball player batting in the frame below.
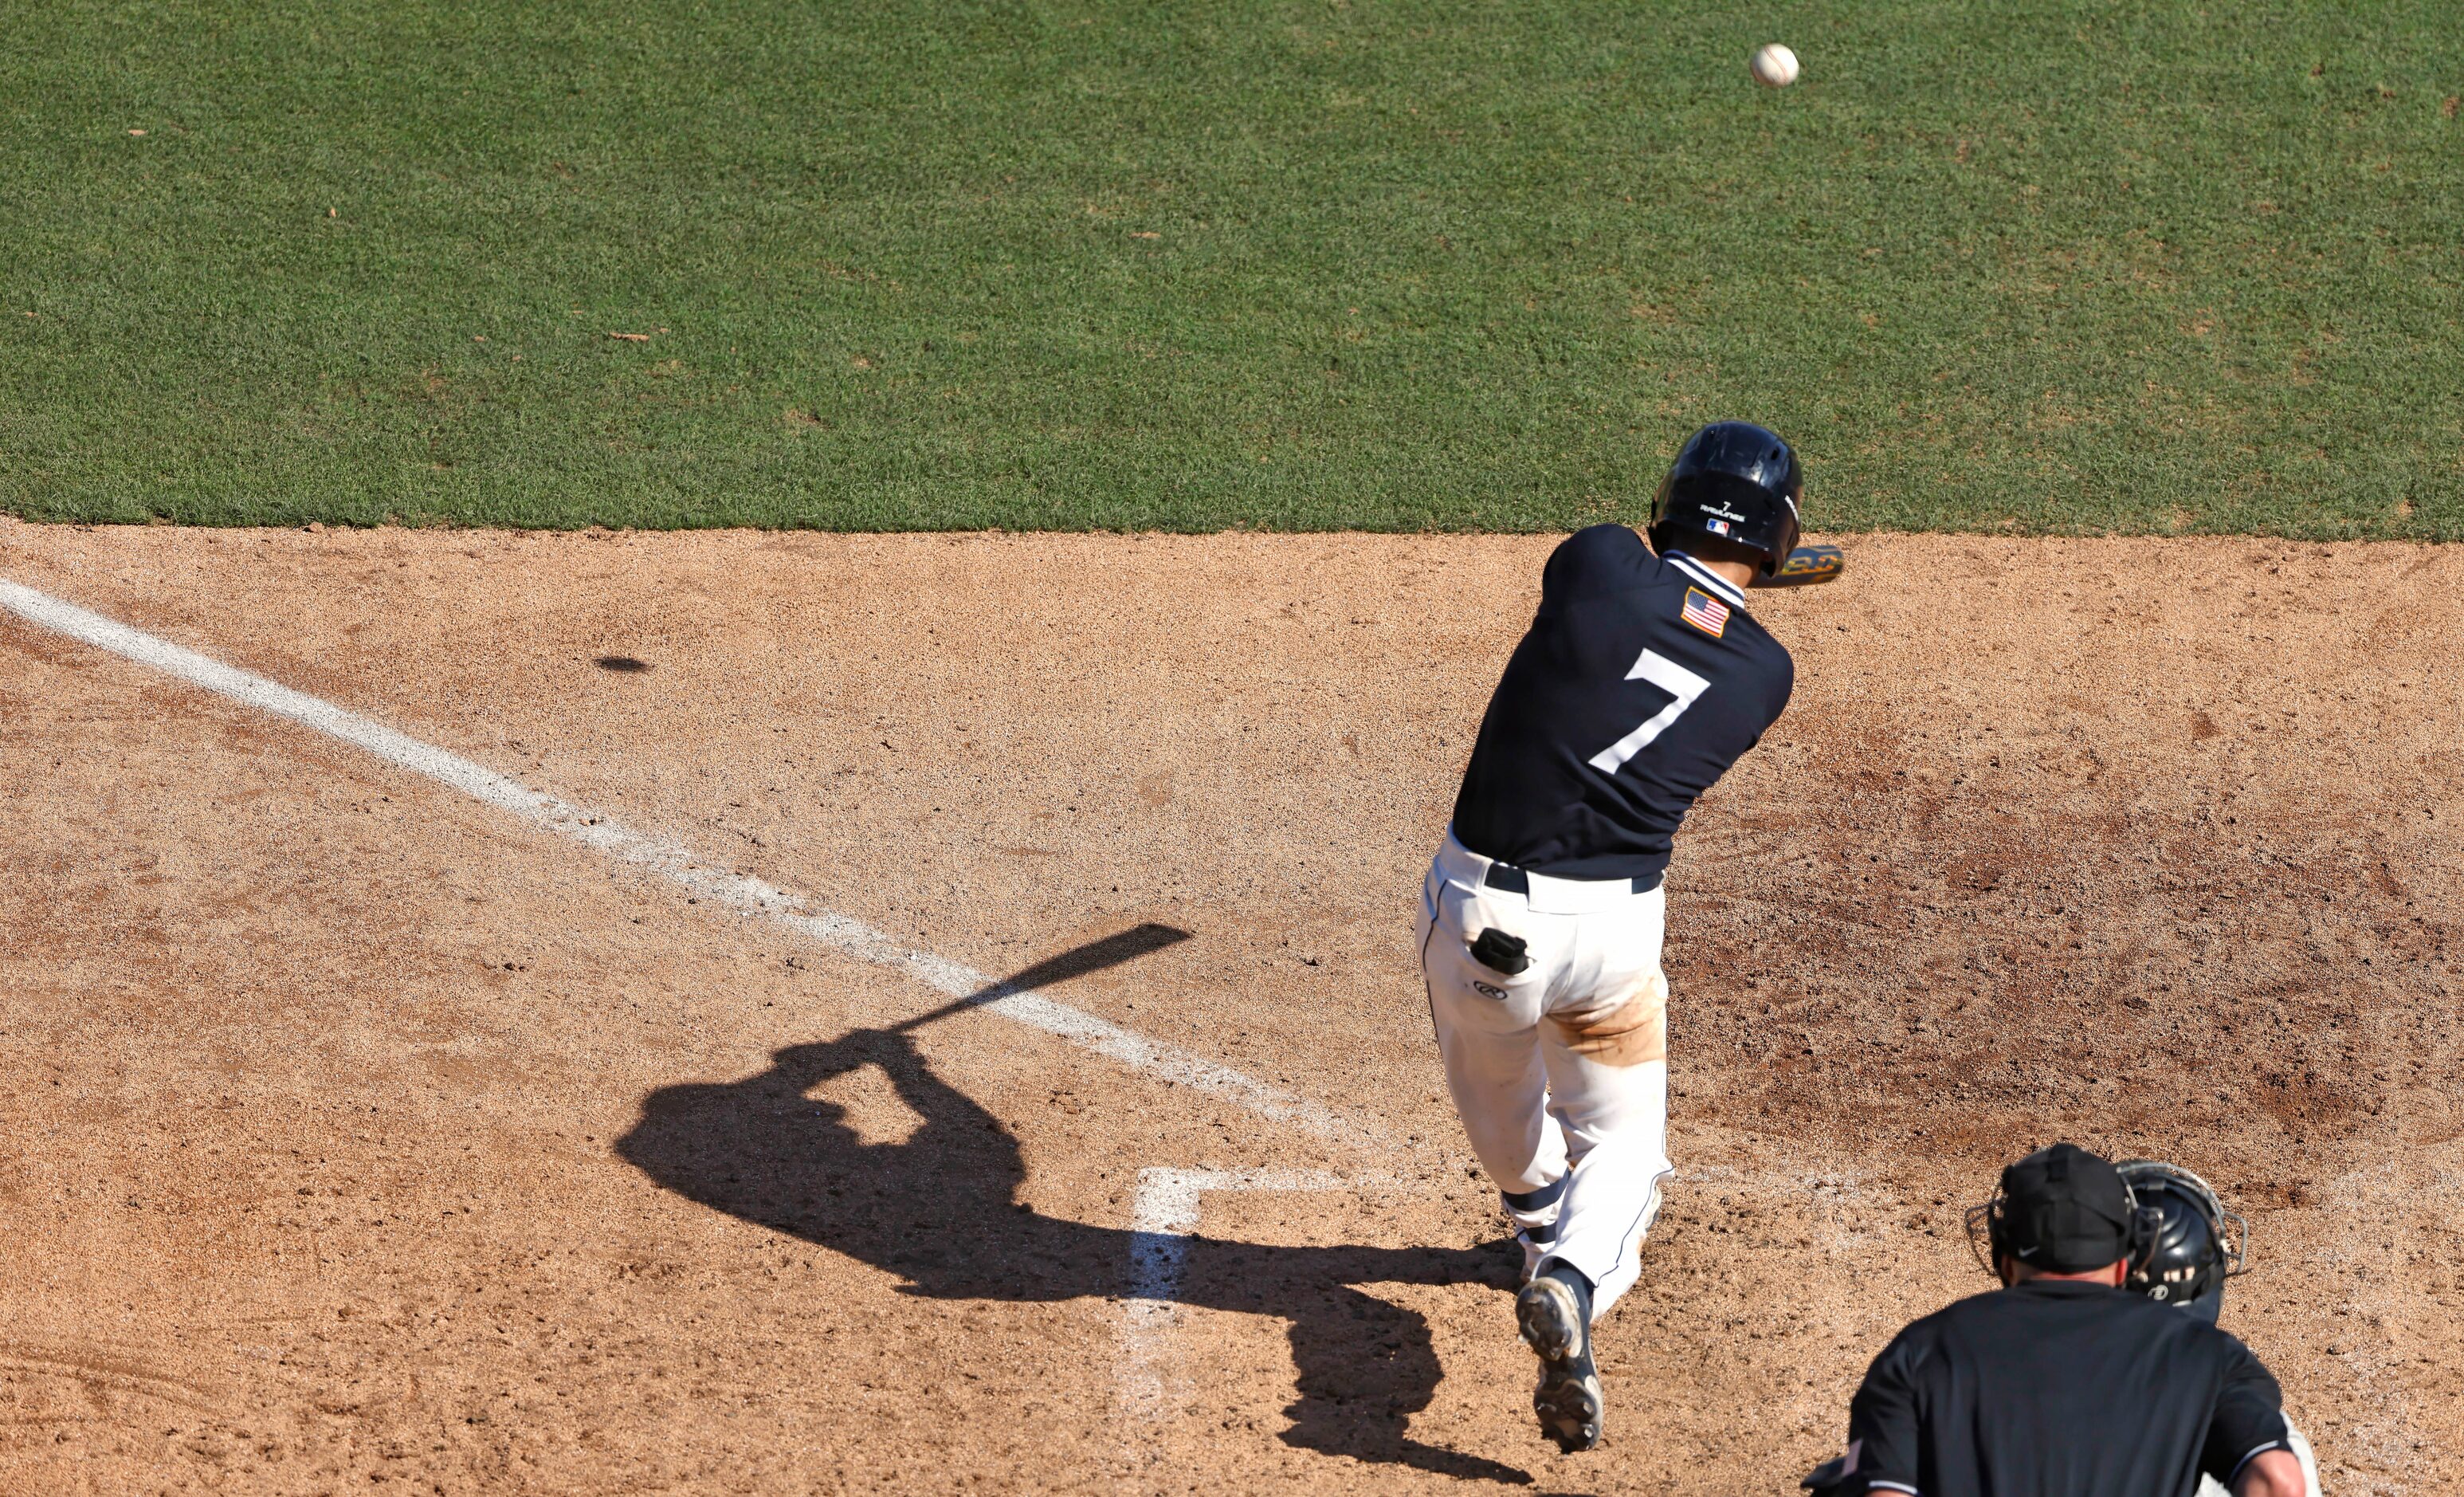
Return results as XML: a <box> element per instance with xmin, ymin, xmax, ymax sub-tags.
<box><xmin>1417</xmin><ymin>420</ymin><xmax>1807</xmax><ymax>1452</ymax></box>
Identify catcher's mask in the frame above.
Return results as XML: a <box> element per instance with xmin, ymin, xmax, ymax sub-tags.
<box><xmin>2113</xmin><ymin>1159</ymin><xmax>2248</xmax><ymax>1322</ymax></box>
<box><xmin>1962</xmin><ymin>1141</ymin><xmax>2162</xmax><ymax>1278</ymax></box>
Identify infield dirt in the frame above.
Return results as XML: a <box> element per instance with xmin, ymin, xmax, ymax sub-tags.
<box><xmin>2</xmin><ymin>524</ymin><xmax>2458</xmax><ymax>1495</ymax></box>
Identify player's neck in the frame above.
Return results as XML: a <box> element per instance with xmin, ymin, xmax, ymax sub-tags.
<box><xmin>1668</xmin><ymin>549</ymin><xmax>1757</xmax><ymax>594</ymax></box>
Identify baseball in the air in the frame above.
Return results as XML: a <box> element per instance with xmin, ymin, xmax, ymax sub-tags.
<box><xmin>1749</xmin><ymin>43</ymin><xmax>1799</xmax><ymax>88</ymax></box>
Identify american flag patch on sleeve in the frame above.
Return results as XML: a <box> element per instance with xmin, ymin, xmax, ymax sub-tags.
<box><xmin>1680</xmin><ymin>587</ymin><xmax>1730</xmax><ymax>638</ymax></box>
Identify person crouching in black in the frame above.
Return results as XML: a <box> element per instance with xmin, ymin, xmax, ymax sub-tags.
<box><xmin>1805</xmin><ymin>1142</ymin><xmax>2305</xmax><ymax>1497</ymax></box>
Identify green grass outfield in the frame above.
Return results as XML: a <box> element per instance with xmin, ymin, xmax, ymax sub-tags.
<box><xmin>4</xmin><ymin>2</ymin><xmax>2458</xmax><ymax>535</ymax></box>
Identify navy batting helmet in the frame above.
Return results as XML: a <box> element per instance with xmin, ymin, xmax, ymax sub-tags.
<box><xmin>1648</xmin><ymin>421</ymin><xmax>1803</xmax><ymax>576</ymax></box>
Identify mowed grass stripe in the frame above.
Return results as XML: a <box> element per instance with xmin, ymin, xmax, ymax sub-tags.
<box><xmin>2</xmin><ymin>1</ymin><xmax>2458</xmax><ymax>535</ymax></box>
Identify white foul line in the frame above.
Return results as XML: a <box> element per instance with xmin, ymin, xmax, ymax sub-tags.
<box><xmin>0</xmin><ymin>579</ymin><xmax>1364</xmax><ymax>1145</ymax></box>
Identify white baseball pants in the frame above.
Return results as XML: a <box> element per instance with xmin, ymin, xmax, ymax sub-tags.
<box><xmin>1418</xmin><ymin>832</ymin><xmax>1673</xmax><ymax>1322</ymax></box>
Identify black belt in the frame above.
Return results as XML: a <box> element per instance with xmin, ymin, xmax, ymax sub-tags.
<box><xmin>1482</xmin><ymin>861</ymin><xmax>1655</xmax><ymax>895</ymax></box>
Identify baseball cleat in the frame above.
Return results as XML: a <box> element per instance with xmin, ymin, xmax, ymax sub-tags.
<box><xmin>1516</xmin><ymin>1265</ymin><xmax>1603</xmax><ymax>1452</ymax></box>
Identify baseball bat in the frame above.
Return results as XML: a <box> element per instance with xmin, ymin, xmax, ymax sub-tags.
<box><xmin>1753</xmin><ymin>544</ymin><xmax>1844</xmax><ymax>588</ymax></box>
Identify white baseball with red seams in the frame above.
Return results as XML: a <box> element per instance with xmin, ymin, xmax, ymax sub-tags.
<box><xmin>1752</xmin><ymin>43</ymin><xmax>1800</xmax><ymax>88</ymax></box>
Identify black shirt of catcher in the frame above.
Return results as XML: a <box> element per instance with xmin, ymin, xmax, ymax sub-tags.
<box><xmin>1832</xmin><ymin>1279</ymin><xmax>2292</xmax><ymax>1497</ymax></box>
<box><xmin>1450</xmin><ymin>525</ymin><xmax>1794</xmax><ymax>886</ymax></box>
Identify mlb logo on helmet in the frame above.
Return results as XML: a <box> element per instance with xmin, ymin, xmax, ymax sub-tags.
<box><xmin>1705</xmin><ymin>517</ymin><xmax>1731</xmax><ymax>536</ymax></box>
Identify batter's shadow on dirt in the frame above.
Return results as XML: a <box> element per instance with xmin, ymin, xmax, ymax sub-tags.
<box><xmin>615</xmin><ymin>928</ymin><xmax>1534</xmax><ymax>1486</ymax></box>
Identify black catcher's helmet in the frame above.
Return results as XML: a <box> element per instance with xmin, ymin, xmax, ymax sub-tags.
<box><xmin>2114</xmin><ymin>1159</ymin><xmax>2248</xmax><ymax>1322</ymax></box>
<box><xmin>1649</xmin><ymin>421</ymin><xmax>1803</xmax><ymax>576</ymax></box>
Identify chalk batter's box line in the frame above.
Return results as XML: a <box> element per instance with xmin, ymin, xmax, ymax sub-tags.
<box><xmin>1119</xmin><ymin>1168</ymin><xmax>1427</xmax><ymax>1430</ymax></box>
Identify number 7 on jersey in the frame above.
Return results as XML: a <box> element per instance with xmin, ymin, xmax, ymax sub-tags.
<box><xmin>1587</xmin><ymin>649</ymin><xmax>1713</xmax><ymax>774</ymax></box>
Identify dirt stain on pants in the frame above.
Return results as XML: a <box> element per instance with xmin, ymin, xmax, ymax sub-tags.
<box><xmin>1551</xmin><ymin>969</ymin><xmax>1667</xmax><ymax>1066</ymax></box>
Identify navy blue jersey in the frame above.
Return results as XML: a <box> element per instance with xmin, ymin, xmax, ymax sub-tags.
<box><xmin>1450</xmin><ymin>526</ymin><xmax>1793</xmax><ymax>885</ymax></box>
